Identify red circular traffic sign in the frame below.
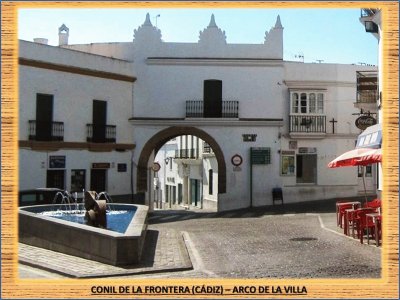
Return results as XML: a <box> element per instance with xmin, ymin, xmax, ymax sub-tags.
<box><xmin>152</xmin><ymin>162</ymin><xmax>161</xmax><ymax>172</ymax></box>
<box><xmin>231</xmin><ymin>154</ymin><xmax>243</xmax><ymax>167</ymax></box>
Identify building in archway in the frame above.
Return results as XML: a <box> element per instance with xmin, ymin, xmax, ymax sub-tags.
<box><xmin>154</xmin><ymin>135</ymin><xmax>218</xmax><ymax>210</ymax></box>
<box><xmin>19</xmin><ymin>13</ymin><xmax>378</xmax><ymax>211</ymax></box>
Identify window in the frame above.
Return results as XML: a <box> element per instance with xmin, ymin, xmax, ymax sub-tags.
<box><xmin>358</xmin><ymin>165</ymin><xmax>372</xmax><ymax>177</ymax></box>
<box><xmin>296</xmin><ymin>154</ymin><xmax>317</xmax><ymax>184</ymax></box>
<box><xmin>209</xmin><ymin>169</ymin><xmax>213</xmax><ymax>195</ymax></box>
<box><xmin>71</xmin><ymin>169</ymin><xmax>86</xmax><ymax>192</ymax></box>
<box><xmin>290</xmin><ymin>91</ymin><xmax>325</xmax><ymax>114</ymax></box>
<box><xmin>46</xmin><ymin>170</ymin><xmax>65</xmax><ymax>189</ymax></box>
<box><xmin>292</xmin><ymin>93</ymin><xmax>299</xmax><ymax>113</ymax></box>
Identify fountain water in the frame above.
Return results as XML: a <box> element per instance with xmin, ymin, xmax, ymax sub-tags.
<box><xmin>19</xmin><ymin>189</ymin><xmax>149</xmax><ymax>265</ymax></box>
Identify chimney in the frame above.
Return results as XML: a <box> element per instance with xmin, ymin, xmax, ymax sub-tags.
<box><xmin>33</xmin><ymin>38</ymin><xmax>48</xmax><ymax>45</ymax></box>
<box><xmin>58</xmin><ymin>24</ymin><xmax>69</xmax><ymax>46</ymax></box>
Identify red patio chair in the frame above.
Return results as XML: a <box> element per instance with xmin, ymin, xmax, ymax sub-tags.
<box><xmin>363</xmin><ymin>198</ymin><xmax>381</xmax><ymax>209</ymax></box>
<box><xmin>354</xmin><ymin>208</ymin><xmax>377</xmax><ymax>244</ymax></box>
<box><xmin>337</xmin><ymin>203</ymin><xmax>353</xmax><ymax>228</ymax></box>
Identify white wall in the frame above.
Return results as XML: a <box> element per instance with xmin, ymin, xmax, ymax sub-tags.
<box><xmin>48</xmin><ymin>13</ymin><xmax>378</xmax><ymax>210</ymax></box>
<box><xmin>19</xmin><ymin>66</ymin><xmax>134</xmax><ymax>143</ymax></box>
<box><xmin>19</xmin><ymin>41</ymin><xmax>135</xmax><ymax>197</ymax></box>
<box><xmin>19</xmin><ymin>149</ymin><xmax>133</xmax><ymax>196</ymax></box>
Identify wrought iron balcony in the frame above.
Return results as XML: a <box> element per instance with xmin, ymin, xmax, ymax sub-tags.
<box><xmin>289</xmin><ymin>115</ymin><xmax>326</xmax><ymax>133</ymax></box>
<box><xmin>86</xmin><ymin>124</ymin><xmax>116</xmax><ymax>143</ymax></box>
<box><xmin>186</xmin><ymin>100</ymin><xmax>239</xmax><ymax>118</ymax></box>
<box><xmin>357</xmin><ymin>71</ymin><xmax>378</xmax><ymax>104</ymax></box>
<box><xmin>28</xmin><ymin>120</ymin><xmax>64</xmax><ymax>141</ymax></box>
<box><xmin>175</xmin><ymin>148</ymin><xmax>199</xmax><ymax>159</ymax></box>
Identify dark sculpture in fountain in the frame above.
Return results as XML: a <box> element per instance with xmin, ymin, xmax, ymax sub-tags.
<box><xmin>84</xmin><ymin>191</ymin><xmax>107</xmax><ymax>228</ymax></box>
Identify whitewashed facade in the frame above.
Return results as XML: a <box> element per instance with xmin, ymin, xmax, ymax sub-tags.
<box><xmin>154</xmin><ymin>136</ymin><xmax>218</xmax><ymax>210</ymax></box>
<box><xmin>19</xmin><ymin>39</ymin><xmax>136</xmax><ymax>200</ymax></box>
<box><xmin>20</xmin><ymin>13</ymin><xmax>378</xmax><ymax>211</ymax></box>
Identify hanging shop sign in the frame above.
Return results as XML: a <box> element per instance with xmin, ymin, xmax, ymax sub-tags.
<box><xmin>355</xmin><ymin>115</ymin><xmax>377</xmax><ymax>130</ymax></box>
<box><xmin>231</xmin><ymin>154</ymin><xmax>243</xmax><ymax>167</ymax></box>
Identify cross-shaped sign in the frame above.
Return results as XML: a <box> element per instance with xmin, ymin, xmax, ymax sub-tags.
<box><xmin>329</xmin><ymin>118</ymin><xmax>338</xmax><ymax>134</ymax></box>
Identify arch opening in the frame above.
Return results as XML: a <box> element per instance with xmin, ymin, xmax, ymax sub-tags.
<box><xmin>136</xmin><ymin>127</ymin><xmax>226</xmax><ymax>202</ymax></box>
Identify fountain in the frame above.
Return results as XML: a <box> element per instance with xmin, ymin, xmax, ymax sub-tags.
<box><xmin>19</xmin><ymin>190</ymin><xmax>148</xmax><ymax>266</ymax></box>
<box><xmin>84</xmin><ymin>190</ymin><xmax>107</xmax><ymax>228</ymax></box>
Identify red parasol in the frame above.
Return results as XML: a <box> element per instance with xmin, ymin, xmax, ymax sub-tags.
<box><xmin>328</xmin><ymin>147</ymin><xmax>382</xmax><ymax>203</ymax></box>
<box><xmin>327</xmin><ymin>148</ymin><xmax>382</xmax><ymax>168</ymax></box>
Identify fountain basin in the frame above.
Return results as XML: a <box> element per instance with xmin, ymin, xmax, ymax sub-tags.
<box><xmin>19</xmin><ymin>203</ymin><xmax>148</xmax><ymax>266</ymax></box>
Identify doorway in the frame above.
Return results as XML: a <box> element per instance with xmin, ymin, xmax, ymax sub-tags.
<box><xmin>90</xmin><ymin>169</ymin><xmax>107</xmax><ymax>192</ymax></box>
<box><xmin>190</xmin><ymin>179</ymin><xmax>201</xmax><ymax>207</ymax></box>
<box><xmin>358</xmin><ymin>165</ymin><xmax>375</xmax><ymax>193</ymax></box>
<box><xmin>203</xmin><ymin>79</ymin><xmax>222</xmax><ymax>118</ymax></box>
<box><xmin>46</xmin><ymin>170</ymin><xmax>65</xmax><ymax>189</ymax></box>
<box><xmin>36</xmin><ymin>94</ymin><xmax>53</xmax><ymax>141</ymax></box>
<box><xmin>92</xmin><ymin>100</ymin><xmax>107</xmax><ymax>143</ymax></box>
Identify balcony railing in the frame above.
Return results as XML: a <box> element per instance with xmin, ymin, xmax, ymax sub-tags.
<box><xmin>289</xmin><ymin>115</ymin><xmax>326</xmax><ymax>133</ymax></box>
<box><xmin>361</xmin><ymin>9</ymin><xmax>378</xmax><ymax>18</ymax></box>
<box><xmin>86</xmin><ymin>124</ymin><xmax>116</xmax><ymax>143</ymax></box>
<box><xmin>175</xmin><ymin>148</ymin><xmax>199</xmax><ymax>159</ymax></box>
<box><xmin>357</xmin><ymin>90</ymin><xmax>379</xmax><ymax>103</ymax></box>
<box><xmin>357</xmin><ymin>71</ymin><xmax>378</xmax><ymax>104</ymax></box>
<box><xmin>28</xmin><ymin>120</ymin><xmax>64</xmax><ymax>141</ymax></box>
<box><xmin>203</xmin><ymin>143</ymin><xmax>213</xmax><ymax>154</ymax></box>
<box><xmin>186</xmin><ymin>100</ymin><xmax>239</xmax><ymax>118</ymax></box>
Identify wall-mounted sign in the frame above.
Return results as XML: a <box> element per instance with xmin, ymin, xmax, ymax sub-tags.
<box><xmin>49</xmin><ymin>156</ymin><xmax>65</xmax><ymax>168</ymax></box>
<box><xmin>281</xmin><ymin>150</ymin><xmax>295</xmax><ymax>155</ymax></box>
<box><xmin>298</xmin><ymin>147</ymin><xmax>317</xmax><ymax>154</ymax></box>
<box><xmin>242</xmin><ymin>134</ymin><xmax>257</xmax><ymax>142</ymax></box>
<box><xmin>289</xmin><ymin>141</ymin><xmax>298</xmax><ymax>150</ymax></box>
<box><xmin>355</xmin><ymin>115</ymin><xmax>377</xmax><ymax>130</ymax></box>
<box><xmin>233</xmin><ymin>166</ymin><xmax>242</xmax><ymax>172</ymax></box>
<box><xmin>281</xmin><ymin>155</ymin><xmax>295</xmax><ymax>176</ymax></box>
<box><xmin>250</xmin><ymin>147</ymin><xmax>271</xmax><ymax>165</ymax></box>
<box><xmin>231</xmin><ymin>154</ymin><xmax>243</xmax><ymax>167</ymax></box>
<box><xmin>152</xmin><ymin>162</ymin><xmax>161</xmax><ymax>172</ymax></box>
<box><xmin>92</xmin><ymin>162</ymin><xmax>110</xmax><ymax>169</ymax></box>
<box><xmin>117</xmin><ymin>163</ymin><xmax>127</xmax><ymax>172</ymax></box>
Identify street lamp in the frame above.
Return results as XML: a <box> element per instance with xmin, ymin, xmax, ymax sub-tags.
<box><xmin>155</xmin><ymin>14</ymin><xmax>160</xmax><ymax>28</ymax></box>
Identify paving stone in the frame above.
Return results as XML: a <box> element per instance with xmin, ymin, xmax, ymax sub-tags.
<box><xmin>19</xmin><ymin>197</ymin><xmax>381</xmax><ymax>279</ymax></box>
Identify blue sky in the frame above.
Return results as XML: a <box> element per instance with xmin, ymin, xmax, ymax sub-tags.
<box><xmin>18</xmin><ymin>7</ymin><xmax>378</xmax><ymax>65</ymax></box>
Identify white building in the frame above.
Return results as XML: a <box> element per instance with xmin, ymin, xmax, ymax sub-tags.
<box><xmin>359</xmin><ymin>9</ymin><xmax>382</xmax><ymax>199</ymax></box>
<box><xmin>154</xmin><ymin>136</ymin><xmax>218</xmax><ymax>210</ymax></box>
<box><xmin>18</xmin><ymin>31</ymin><xmax>137</xmax><ymax>201</ymax></box>
<box><xmin>19</xmin><ymin>14</ymin><xmax>378</xmax><ymax>211</ymax></box>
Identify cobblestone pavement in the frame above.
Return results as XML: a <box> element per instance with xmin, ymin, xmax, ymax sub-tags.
<box><xmin>19</xmin><ymin>228</ymin><xmax>192</xmax><ymax>278</ymax></box>
<box><xmin>19</xmin><ymin>197</ymin><xmax>381</xmax><ymax>279</ymax></box>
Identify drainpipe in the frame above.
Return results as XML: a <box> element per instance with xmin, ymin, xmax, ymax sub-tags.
<box><xmin>130</xmin><ymin>150</ymin><xmax>135</xmax><ymax>202</ymax></box>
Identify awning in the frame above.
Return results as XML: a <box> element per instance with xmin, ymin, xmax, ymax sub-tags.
<box><xmin>356</xmin><ymin>123</ymin><xmax>382</xmax><ymax>149</ymax></box>
<box><xmin>327</xmin><ymin>147</ymin><xmax>382</xmax><ymax>168</ymax></box>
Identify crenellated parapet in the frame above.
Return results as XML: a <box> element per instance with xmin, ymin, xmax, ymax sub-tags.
<box><xmin>133</xmin><ymin>13</ymin><xmax>162</xmax><ymax>44</ymax></box>
<box><xmin>198</xmin><ymin>14</ymin><xmax>227</xmax><ymax>46</ymax></box>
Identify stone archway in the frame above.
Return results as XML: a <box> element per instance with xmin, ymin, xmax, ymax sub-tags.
<box><xmin>136</xmin><ymin>126</ymin><xmax>226</xmax><ymax>194</ymax></box>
